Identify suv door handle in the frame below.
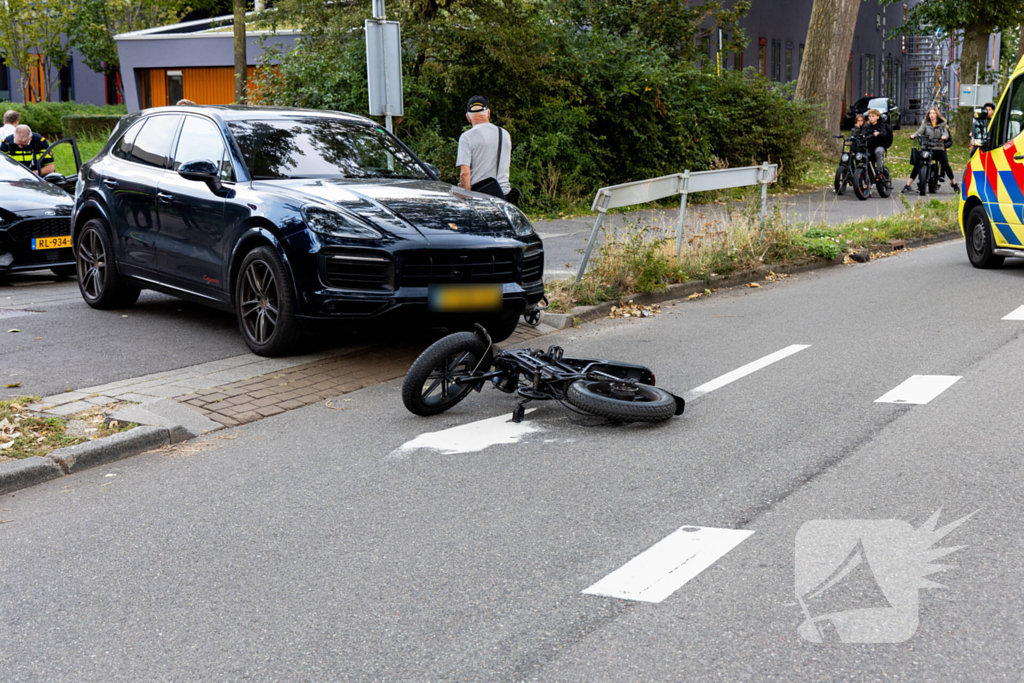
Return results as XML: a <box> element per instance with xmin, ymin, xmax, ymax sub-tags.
<box><xmin>157</xmin><ymin>192</ymin><xmax>173</xmax><ymax>203</ymax></box>
<box><xmin>102</xmin><ymin>178</ymin><xmax>118</xmax><ymax>188</ymax></box>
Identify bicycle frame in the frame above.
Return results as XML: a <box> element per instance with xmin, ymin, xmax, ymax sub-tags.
<box><xmin>451</xmin><ymin>326</ymin><xmax>684</xmax><ymax>420</ymax></box>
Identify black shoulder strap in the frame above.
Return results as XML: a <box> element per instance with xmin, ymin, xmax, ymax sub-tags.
<box><xmin>497</xmin><ymin>126</ymin><xmax>503</xmax><ymax>176</ymax></box>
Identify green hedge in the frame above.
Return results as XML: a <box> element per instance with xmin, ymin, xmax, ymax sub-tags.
<box><xmin>0</xmin><ymin>102</ymin><xmax>127</xmax><ymax>139</ymax></box>
<box><xmin>61</xmin><ymin>115</ymin><xmax>123</xmax><ymax>140</ymax></box>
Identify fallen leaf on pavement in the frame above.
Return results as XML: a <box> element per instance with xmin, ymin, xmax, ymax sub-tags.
<box><xmin>609</xmin><ymin>301</ymin><xmax>661</xmax><ymax>319</ymax></box>
<box><xmin>764</xmin><ymin>271</ymin><xmax>791</xmax><ymax>282</ymax></box>
<box><xmin>6</xmin><ymin>382</ymin><xmax>21</xmax><ymax>388</ymax></box>
<box><xmin>746</xmin><ymin>282</ymin><xmax>761</xmax><ymax>288</ymax></box>
<box><xmin>7</xmin><ymin>329</ymin><xmax>20</xmax><ymax>333</ymax></box>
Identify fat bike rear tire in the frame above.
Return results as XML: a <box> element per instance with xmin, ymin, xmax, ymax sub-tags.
<box><xmin>565</xmin><ymin>380</ymin><xmax>677</xmax><ymax>423</ymax></box>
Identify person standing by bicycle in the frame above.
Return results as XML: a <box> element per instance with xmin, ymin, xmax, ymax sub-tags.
<box><xmin>902</xmin><ymin>107</ymin><xmax>959</xmax><ymax>194</ymax></box>
<box><xmin>863</xmin><ymin>109</ymin><xmax>892</xmax><ymax>185</ymax></box>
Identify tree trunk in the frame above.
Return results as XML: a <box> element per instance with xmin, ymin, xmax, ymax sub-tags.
<box><xmin>794</xmin><ymin>0</ymin><xmax>861</xmax><ymax>148</ymax></box>
<box><xmin>233</xmin><ymin>0</ymin><xmax>247</xmax><ymax>104</ymax></box>
<box><xmin>1016</xmin><ymin>24</ymin><xmax>1023</xmax><ymax>69</ymax></box>
<box><xmin>955</xmin><ymin>22</ymin><xmax>992</xmax><ymax>145</ymax></box>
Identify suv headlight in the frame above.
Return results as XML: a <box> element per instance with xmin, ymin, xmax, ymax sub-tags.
<box><xmin>302</xmin><ymin>205</ymin><xmax>381</xmax><ymax>240</ymax></box>
<box><xmin>497</xmin><ymin>202</ymin><xmax>534</xmax><ymax>237</ymax></box>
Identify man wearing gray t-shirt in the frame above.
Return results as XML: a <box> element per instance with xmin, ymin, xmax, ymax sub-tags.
<box><xmin>456</xmin><ymin>95</ymin><xmax>511</xmax><ymax>197</ymax></box>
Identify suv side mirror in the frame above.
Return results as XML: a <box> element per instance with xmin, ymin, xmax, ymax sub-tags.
<box><xmin>178</xmin><ymin>159</ymin><xmax>223</xmax><ymax>194</ymax></box>
<box><xmin>424</xmin><ymin>162</ymin><xmax>440</xmax><ymax>180</ymax></box>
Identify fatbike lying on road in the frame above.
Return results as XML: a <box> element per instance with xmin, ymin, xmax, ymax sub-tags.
<box><xmin>402</xmin><ymin>325</ymin><xmax>686</xmax><ymax>423</ymax></box>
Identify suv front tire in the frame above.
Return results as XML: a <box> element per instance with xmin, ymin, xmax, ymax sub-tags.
<box><xmin>235</xmin><ymin>245</ymin><xmax>303</xmax><ymax>356</ymax></box>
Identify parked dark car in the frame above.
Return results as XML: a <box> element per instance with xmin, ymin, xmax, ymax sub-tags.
<box><xmin>841</xmin><ymin>96</ymin><xmax>901</xmax><ymax>130</ymax></box>
<box><xmin>0</xmin><ymin>151</ymin><xmax>77</xmax><ymax>278</ymax></box>
<box><xmin>71</xmin><ymin>106</ymin><xmax>545</xmax><ymax>355</ymax></box>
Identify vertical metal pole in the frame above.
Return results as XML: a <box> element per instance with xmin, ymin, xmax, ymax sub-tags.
<box><xmin>575</xmin><ymin>209</ymin><xmax>606</xmax><ymax>284</ymax></box>
<box><xmin>675</xmin><ymin>172</ymin><xmax>690</xmax><ymax>259</ymax></box>
<box><xmin>759</xmin><ymin>163</ymin><xmax>769</xmax><ymax>227</ymax></box>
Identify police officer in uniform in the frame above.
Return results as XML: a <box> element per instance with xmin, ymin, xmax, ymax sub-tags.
<box><xmin>1</xmin><ymin>124</ymin><xmax>55</xmax><ymax>176</ymax></box>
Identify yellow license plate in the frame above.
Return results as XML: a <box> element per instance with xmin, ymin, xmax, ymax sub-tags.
<box><xmin>429</xmin><ymin>284</ymin><xmax>503</xmax><ymax>312</ymax></box>
<box><xmin>32</xmin><ymin>236</ymin><xmax>71</xmax><ymax>250</ymax></box>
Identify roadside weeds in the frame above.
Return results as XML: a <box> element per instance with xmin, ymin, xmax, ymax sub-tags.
<box><xmin>545</xmin><ymin>197</ymin><xmax>958</xmax><ymax>312</ymax></box>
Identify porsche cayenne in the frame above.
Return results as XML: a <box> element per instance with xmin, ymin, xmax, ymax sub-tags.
<box><xmin>71</xmin><ymin>106</ymin><xmax>544</xmax><ymax>355</ymax></box>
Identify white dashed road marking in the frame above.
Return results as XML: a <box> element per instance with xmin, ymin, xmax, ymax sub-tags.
<box><xmin>683</xmin><ymin>344</ymin><xmax>811</xmax><ymax>401</ymax></box>
<box><xmin>875</xmin><ymin>375</ymin><xmax>961</xmax><ymax>404</ymax></box>
<box><xmin>1002</xmin><ymin>306</ymin><xmax>1024</xmax><ymax>320</ymax></box>
<box><xmin>582</xmin><ymin>526</ymin><xmax>755</xmax><ymax>603</ymax></box>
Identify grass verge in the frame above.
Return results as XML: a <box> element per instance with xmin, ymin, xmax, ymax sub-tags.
<box><xmin>0</xmin><ymin>397</ymin><xmax>136</xmax><ymax>462</ymax></box>
<box><xmin>545</xmin><ymin>196</ymin><xmax>959</xmax><ymax>311</ymax></box>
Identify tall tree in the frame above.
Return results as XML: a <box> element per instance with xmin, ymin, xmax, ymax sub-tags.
<box><xmin>885</xmin><ymin>0</ymin><xmax>1024</xmax><ymax>143</ymax></box>
<box><xmin>0</xmin><ymin>0</ymin><xmax>74</xmax><ymax>102</ymax></box>
<box><xmin>794</xmin><ymin>0</ymin><xmax>861</xmax><ymax>145</ymax></box>
<box><xmin>71</xmin><ymin>0</ymin><xmax>179</xmax><ymax>103</ymax></box>
<box><xmin>233</xmin><ymin>0</ymin><xmax>247</xmax><ymax>103</ymax></box>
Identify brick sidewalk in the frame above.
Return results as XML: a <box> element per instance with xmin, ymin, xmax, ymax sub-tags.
<box><xmin>27</xmin><ymin>322</ymin><xmax>555</xmax><ymax>427</ymax></box>
<box><xmin>182</xmin><ymin>324</ymin><xmax>552</xmax><ymax>426</ymax></box>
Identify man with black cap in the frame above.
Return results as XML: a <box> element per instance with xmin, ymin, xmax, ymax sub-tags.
<box><xmin>456</xmin><ymin>95</ymin><xmax>511</xmax><ymax>200</ymax></box>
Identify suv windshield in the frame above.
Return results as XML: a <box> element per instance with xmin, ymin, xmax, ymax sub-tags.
<box><xmin>867</xmin><ymin>98</ymin><xmax>889</xmax><ymax>111</ymax></box>
<box><xmin>228</xmin><ymin>118</ymin><xmax>430</xmax><ymax>181</ymax></box>
<box><xmin>0</xmin><ymin>154</ymin><xmax>39</xmax><ymax>182</ymax></box>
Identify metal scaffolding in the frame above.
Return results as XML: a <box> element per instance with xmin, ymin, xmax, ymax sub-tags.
<box><xmin>904</xmin><ymin>31</ymin><xmax>952</xmax><ymax>125</ymax></box>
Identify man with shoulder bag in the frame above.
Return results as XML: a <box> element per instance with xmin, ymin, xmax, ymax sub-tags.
<box><xmin>456</xmin><ymin>95</ymin><xmax>521</xmax><ymax>205</ymax></box>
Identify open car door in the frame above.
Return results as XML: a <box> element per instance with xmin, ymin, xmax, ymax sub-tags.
<box><xmin>34</xmin><ymin>137</ymin><xmax>82</xmax><ymax>197</ymax></box>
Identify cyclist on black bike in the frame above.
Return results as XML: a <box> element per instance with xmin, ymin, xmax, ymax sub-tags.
<box><xmin>902</xmin><ymin>107</ymin><xmax>959</xmax><ymax>194</ymax></box>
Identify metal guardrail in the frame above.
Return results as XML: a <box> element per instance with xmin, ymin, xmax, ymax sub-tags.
<box><xmin>575</xmin><ymin>162</ymin><xmax>779</xmax><ymax>282</ymax></box>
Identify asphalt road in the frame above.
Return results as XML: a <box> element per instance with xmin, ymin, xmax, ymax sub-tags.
<box><xmin>1</xmin><ymin>190</ymin><xmax>953</xmax><ymax>400</ymax></box>
<box><xmin>3</xmin><ymin>235</ymin><xmax>1023</xmax><ymax>681</ymax></box>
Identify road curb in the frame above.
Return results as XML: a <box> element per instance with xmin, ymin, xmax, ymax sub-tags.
<box><xmin>553</xmin><ymin>231</ymin><xmax>962</xmax><ymax>326</ymax></box>
<box><xmin>47</xmin><ymin>426</ymin><xmax>170</xmax><ymax>474</ymax></box>
<box><xmin>0</xmin><ymin>456</ymin><xmax>64</xmax><ymax>496</ymax></box>
<box><xmin>0</xmin><ymin>426</ymin><xmax>172</xmax><ymax>495</ymax></box>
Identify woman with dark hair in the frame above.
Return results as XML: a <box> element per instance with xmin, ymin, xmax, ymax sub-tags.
<box><xmin>902</xmin><ymin>107</ymin><xmax>959</xmax><ymax>194</ymax></box>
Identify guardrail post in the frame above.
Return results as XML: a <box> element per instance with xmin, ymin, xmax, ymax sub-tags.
<box><xmin>759</xmin><ymin>162</ymin><xmax>770</xmax><ymax>227</ymax></box>
<box><xmin>575</xmin><ymin>192</ymin><xmax>609</xmax><ymax>283</ymax></box>
<box><xmin>675</xmin><ymin>171</ymin><xmax>690</xmax><ymax>259</ymax></box>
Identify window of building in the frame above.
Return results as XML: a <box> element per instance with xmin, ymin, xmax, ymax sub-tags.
<box><xmin>167</xmin><ymin>71</ymin><xmax>184</xmax><ymax>106</ymax></box>
<box><xmin>0</xmin><ymin>54</ymin><xmax>9</xmax><ymax>101</ymax></box>
<box><xmin>58</xmin><ymin>63</ymin><xmax>72</xmax><ymax>102</ymax></box>
<box><xmin>771</xmin><ymin>39</ymin><xmax>782</xmax><ymax>82</ymax></box>
<box><xmin>895</xmin><ymin>60</ymin><xmax>902</xmax><ymax>106</ymax></box>
<box><xmin>786</xmin><ymin>43</ymin><xmax>793</xmax><ymax>81</ymax></box>
<box><xmin>758</xmin><ymin>38</ymin><xmax>767</xmax><ymax>76</ymax></box>
<box><xmin>105</xmin><ymin>68</ymin><xmax>122</xmax><ymax>105</ymax></box>
<box><xmin>141</xmin><ymin>70</ymin><xmax>152</xmax><ymax>109</ymax></box>
<box><xmin>129</xmin><ymin>115</ymin><xmax>182</xmax><ymax>168</ymax></box>
<box><xmin>885</xmin><ymin>57</ymin><xmax>894</xmax><ymax>99</ymax></box>
<box><xmin>733</xmin><ymin>51</ymin><xmax>743</xmax><ymax>71</ymax></box>
<box><xmin>846</xmin><ymin>54</ymin><xmax>853</xmax><ymax>110</ymax></box>
<box><xmin>865</xmin><ymin>54</ymin><xmax>876</xmax><ymax>95</ymax></box>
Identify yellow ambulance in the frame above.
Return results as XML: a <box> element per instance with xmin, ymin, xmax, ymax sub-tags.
<box><xmin>961</xmin><ymin>53</ymin><xmax>1024</xmax><ymax>268</ymax></box>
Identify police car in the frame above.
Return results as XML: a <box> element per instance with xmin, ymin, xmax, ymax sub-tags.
<box><xmin>961</xmin><ymin>52</ymin><xmax>1024</xmax><ymax>268</ymax></box>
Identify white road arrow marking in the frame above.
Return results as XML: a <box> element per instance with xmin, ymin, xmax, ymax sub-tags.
<box><xmin>389</xmin><ymin>409</ymin><xmax>539</xmax><ymax>458</ymax></box>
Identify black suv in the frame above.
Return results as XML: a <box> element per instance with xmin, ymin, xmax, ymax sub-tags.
<box><xmin>72</xmin><ymin>106</ymin><xmax>544</xmax><ymax>355</ymax></box>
